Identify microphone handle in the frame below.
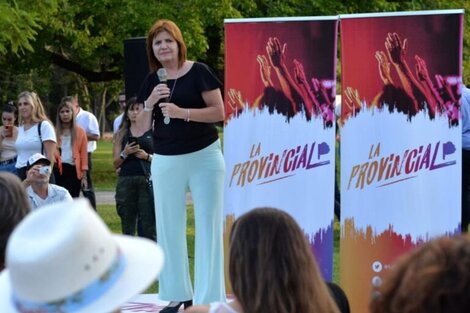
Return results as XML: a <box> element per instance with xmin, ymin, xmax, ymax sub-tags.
<box><xmin>162</xmin><ymin>95</ymin><xmax>171</xmax><ymax>124</ymax></box>
<box><xmin>160</xmin><ymin>80</ymin><xmax>171</xmax><ymax>124</ymax></box>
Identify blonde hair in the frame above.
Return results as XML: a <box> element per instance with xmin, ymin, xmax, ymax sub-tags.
<box><xmin>17</xmin><ymin>91</ymin><xmax>50</xmax><ymax>125</ymax></box>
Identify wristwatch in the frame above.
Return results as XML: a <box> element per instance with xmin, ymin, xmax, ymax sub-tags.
<box><xmin>120</xmin><ymin>151</ymin><xmax>127</xmax><ymax>160</ymax></box>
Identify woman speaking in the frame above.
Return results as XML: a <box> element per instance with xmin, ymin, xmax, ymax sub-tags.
<box><xmin>136</xmin><ymin>19</ymin><xmax>225</xmax><ymax>312</ymax></box>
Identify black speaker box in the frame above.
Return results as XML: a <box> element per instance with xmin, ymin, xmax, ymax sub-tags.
<box><xmin>124</xmin><ymin>37</ymin><xmax>149</xmax><ymax>100</ymax></box>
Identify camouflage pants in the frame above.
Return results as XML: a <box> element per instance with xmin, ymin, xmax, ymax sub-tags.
<box><xmin>115</xmin><ymin>175</ymin><xmax>156</xmax><ymax>240</ymax></box>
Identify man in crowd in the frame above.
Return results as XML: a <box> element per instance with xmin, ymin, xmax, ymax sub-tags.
<box><xmin>24</xmin><ymin>153</ymin><xmax>72</xmax><ymax>210</ymax></box>
<box><xmin>113</xmin><ymin>90</ymin><xmax>126</xmax><ymax>134</ymax></box>
<box><xmin>71</xmin><ymin>95</ymin><xmax>100</xmax><ymax>210</ymax></box>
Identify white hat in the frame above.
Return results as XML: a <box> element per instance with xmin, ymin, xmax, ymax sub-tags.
<box><xmin>26</xmin><ymin>153</ymin><xmax>51</xmax><ymax>169</ymax></box>
<box><xmin>0</xmin><ymin>198</ymin><xmax>164</xmax><ymax>313</ymax></box>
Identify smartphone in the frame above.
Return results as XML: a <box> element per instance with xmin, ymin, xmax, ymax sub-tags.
<box><xmin>4</xmin><ymin>125</ymin><xmax>12</xmax><ymax>138</ymax></box>
<box><xmin>39</xmin><ymin>166</ymin><xmax>51</xmax><ymax>175</ymax></box>
<box><xmin>128</xmin><ymin>136</ymin><xmax>138</xmax><ymax>145</ymax></box>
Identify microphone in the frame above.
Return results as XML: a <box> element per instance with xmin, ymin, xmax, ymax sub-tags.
<box><xmin>157</xmin><ymin>68</ymin><xmax>171</xmax><ymax>124</ymax></box>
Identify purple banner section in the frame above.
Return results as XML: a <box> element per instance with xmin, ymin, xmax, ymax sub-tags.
<box><xmin>309</xmin><ymin>220</ymin><xmax>334</xmax><ymax>280</ymax></box>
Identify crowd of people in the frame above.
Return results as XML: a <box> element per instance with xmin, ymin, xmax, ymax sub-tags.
<box><xmin>1</xmin><ymin>18</ymin><xmax>470</xmax><ymax>313</ymax></box>
<box><xmin>0</xmin><ymin>91</ymin><xmax>100</xmax><ymax>211</ymax></box>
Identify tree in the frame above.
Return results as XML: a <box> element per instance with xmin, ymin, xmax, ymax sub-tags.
<box><xmin>0</xmin><ymin>0</ymin><xmax>58</xmax><ymax>55</ymax></box>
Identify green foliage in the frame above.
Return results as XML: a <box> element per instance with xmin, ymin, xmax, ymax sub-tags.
<box><xmin>0</xmin><ymin>0</ymin><xmax>58</xmax><ymax>54</ymax></box>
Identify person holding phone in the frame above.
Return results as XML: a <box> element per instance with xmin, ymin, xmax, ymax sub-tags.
<box><xmin>0</xmin><ymin>102</ymin><xmax>19</xmax><ymax>174</ymax></box>
<box><xmin>113</xmin><ymin>97</ymin><xmax>156</xmax><ymax>240</ymax></box>
<box><xmin>24</xmin><ymin>153</ymin><xmax>72</xmax><ymax>210</ymax></box>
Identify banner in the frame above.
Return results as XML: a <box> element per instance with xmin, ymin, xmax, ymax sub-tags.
<box><xmin>223</xmin><ymin>17</ymin><xmax>338</xmax><ymax>283</ymax></box>
<box><xmin>339</xmin><ymin>10</ymin><xmax>463</xmax><ymax>313</ymax></box>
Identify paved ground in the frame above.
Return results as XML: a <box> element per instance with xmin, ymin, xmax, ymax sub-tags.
<box><xmin>96</xmin><ymin>191</ymin><xmax>116</xmax><ymax>205</ymax></box>
<box><xmin>95</xmin><ymin>191</ymin><xmax>193</xmax><ymax>205</ymax></box>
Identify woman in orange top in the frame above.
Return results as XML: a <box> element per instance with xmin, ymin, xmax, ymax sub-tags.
<box><xmin>54</xmin><ymin>98</ymin><xmax>88</xmax><ymax>197</ymax></box>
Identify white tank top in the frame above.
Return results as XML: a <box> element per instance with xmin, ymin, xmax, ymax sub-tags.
<box><xmin>0</xmin><ymin>137</ymin><xmax>17</xmax><ymax>161</ymax></box>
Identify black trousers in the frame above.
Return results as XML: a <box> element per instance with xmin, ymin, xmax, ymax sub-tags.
<box><xmin>82</xmin><ymin>152</ymin><xmax>97</xmax><ymax>210</ymax></box>
<box><xmin>462</xmin><ymin>149</ymin><xmax>470</xmax><ymax>232</ymax></box>
<box><xmin>54</xmin><ymin>163</ymin><xmax>81</xmax><ymax>197</ymax></box>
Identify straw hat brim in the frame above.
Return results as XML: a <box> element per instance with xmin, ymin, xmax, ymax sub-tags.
<box><xmin>0</xmin><ymin>234</ymin><xmax>164</xmax><ymax>313</ymax></box>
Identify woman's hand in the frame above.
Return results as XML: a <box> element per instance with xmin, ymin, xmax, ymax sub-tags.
<box><xmin>134</xmin><ymin>149</ymin><xmax>149</xmax><ymax>160</ymax></box>
<box><xmin>146</xmin><ymin>83</ymin><xmax>171</xmax><ymax>110</ymax></box>
<box><xmin>159</xmin><ymin>102</ymin><xmax>185</xmax><ymax>120</ymax></box>
<box><xmin>81</xmin><ymin>175</ymin><xmax>88</xmax><ymax>190</ymax></box>
<box><xmin>123</xmin><ymin>141</ymin><xmax>140</xmax><ymax>157</ymax></box>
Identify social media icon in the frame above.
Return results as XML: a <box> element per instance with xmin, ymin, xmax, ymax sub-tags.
<box><xmin>372</xmin><ymin>261</ymin><xmax>383</xmax><ymax>272</ymax></box>
<box><xmin>371</xmin><ymin>290</ymin><xmax>381</xmax><ymax>300</ymax></box>
<box><xmin>372</xmin><ymin>276</ymin><xmax>382</xmax><ymax>286</ymax></box>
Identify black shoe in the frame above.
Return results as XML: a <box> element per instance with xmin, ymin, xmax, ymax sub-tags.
<box><xmin>160</xmin><ymin>300</ymin><xmax>192</xmax><ymax>312</ymax></box>
<box><xmin>184</xmin><ymin>300</ymin><xmax>193</xmax><ymax>309</ymax></box>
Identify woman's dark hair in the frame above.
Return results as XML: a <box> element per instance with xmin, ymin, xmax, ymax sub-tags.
<box><xmin>3</xmin><ymin>102</ymin><xmax>18</xmax><ymax>115</ymax></box>
<box><xmin>116</xmin><ymin>97</ymin><xmax>140</xmax><ymax>143</ymax></box>
<box><xmin>370</xmin><ymin>235</ymin><xmax>470</xmax><ymax>313</ymax></box>
<box><xmin>2</xmin><ymin>102</ymin><xmax>18</xmax><ymax>124</ymax></box>
<box><xmin>0</xmin><ymin>172</ymin><xmax>31</xmax><ymax>270</ymax></box>
<box><xmin>229</xmin><ymin>207</ymin><xmax>339</xmax><ymax>313</ymax></box>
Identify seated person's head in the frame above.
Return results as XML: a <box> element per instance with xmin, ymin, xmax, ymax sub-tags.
<box><xmin>26</xmin><ymin>153</ymin><xmax>52</xmax><ymax>184</ymax></box>
<box><xmin>370</xmin><ymin>235</ymin><xmax>470</xmax><ymax>313</ymax></box>
<box><xmin>0</xmin><ymin>172</ymin><xmax>31</xmax><ymax>270</ymax></box>
<box><xmin>229</xmin><ymin>207</ymin><xmax>339</xmax><ymax>313</ymax></box>
<box><xmin>0</xmin><ymin>199</ymin><xmax>164</xmax><ymax>313</ymax></box>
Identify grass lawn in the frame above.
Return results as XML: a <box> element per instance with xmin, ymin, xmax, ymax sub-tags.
<box><xmin>92</xmin><ymin>139</ymin><xmax>117</xmax><ymax>190</ymax></box>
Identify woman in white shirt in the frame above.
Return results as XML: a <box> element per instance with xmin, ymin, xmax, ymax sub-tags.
<box><xmin>0</xmin><ymin>103</ymin><xmax>19</xmax><ymax>174</ymax></box>
<box><xmin>15</xmin><ymin>91</ymin><xmax>56</xmax><ymax>180</ymax></box>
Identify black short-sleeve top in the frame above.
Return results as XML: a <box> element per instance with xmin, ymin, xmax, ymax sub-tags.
<box><xmin>137</xmin><ymin>62</ymin><xmax>221</xmax><ymax>155</ymax></box>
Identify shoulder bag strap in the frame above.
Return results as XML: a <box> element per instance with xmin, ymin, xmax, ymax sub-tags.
<box><xmin>37</xmin><ymin>121</ymin><xmax>44</xmax><ymax>155</ymax></box>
